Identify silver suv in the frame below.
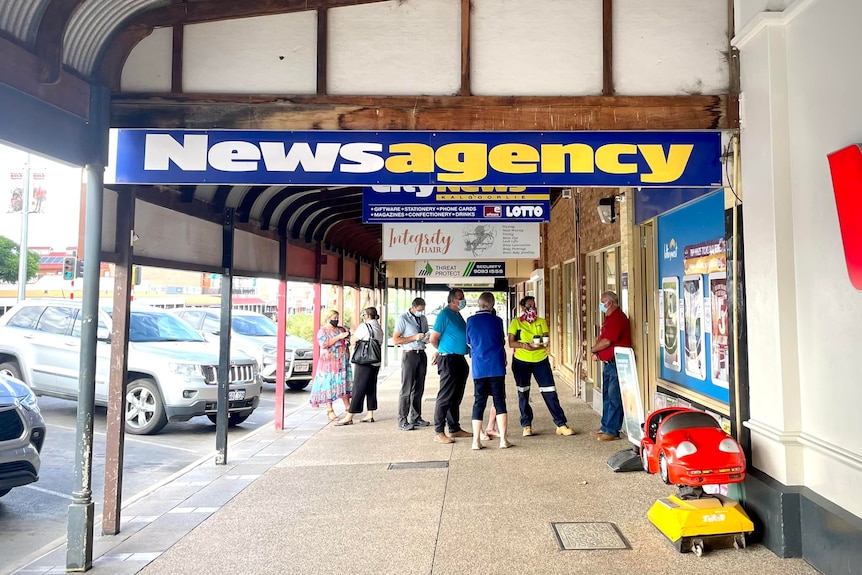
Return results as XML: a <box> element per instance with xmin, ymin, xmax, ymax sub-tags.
<box><xmin>173</xmin><ymin>308</ymin><xmax>314</xmax><ymax>391</ymax></box>
<box><xmin>0</xmin><ymin>301</ymin><xmax>261</xmax><ymax>435</ymax></box>
<box><xmin>0</xmin><ymin>375</ymin><xmax>46</xmax><ymax>498</ymax></box>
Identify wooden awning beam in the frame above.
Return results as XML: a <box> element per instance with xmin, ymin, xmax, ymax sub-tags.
<box><xmin>111</xmin><ymin>93</ymin><xmax>729</xmax><ymax>131</ymax></box>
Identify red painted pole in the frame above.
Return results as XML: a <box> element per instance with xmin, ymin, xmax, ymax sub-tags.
<box><xmin>274</xmin><ymin>278</ymin><xmax>287</xmax><ymax>430</ymax></box>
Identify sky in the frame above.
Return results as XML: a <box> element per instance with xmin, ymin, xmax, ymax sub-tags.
<box><xmin>0</xmin><ymin>142</ymin><xmax>84</xmax><ymax>252</ymax></box>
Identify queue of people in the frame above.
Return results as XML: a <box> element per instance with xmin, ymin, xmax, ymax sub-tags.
<box><xmin>308</xmin><ymin>290</ymin><xmax>631</xmax><ymax>448</ymax></box>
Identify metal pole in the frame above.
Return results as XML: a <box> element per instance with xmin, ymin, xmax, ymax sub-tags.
<box><xmin>215</xmin><ymin>208</ymin><xmax>235</xmax><ymax>465</ymax></box>
<box><xmin>66</xmin><ymin>163</ymin><xmax>104</xmax><ymax>572</ymax></box>
<box><xmin>274</xmin><ymin>236</ymin><xmax>288</xmax><ymax>431</ymax></box>
<box><xmin>17</xmin><ymin>153</ymin><xmax>31</xmax><ymax>301</ymax></box>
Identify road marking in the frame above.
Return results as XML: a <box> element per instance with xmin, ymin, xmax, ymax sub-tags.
<box><xmin>23</xmin><ymin>485</ymin><xmax>75</xmax><ymax>501</ymax></box>
<box><xmin>45</xmin><ymin>423</ymin><xmax>201</xmax><ymax>454</ymax></box>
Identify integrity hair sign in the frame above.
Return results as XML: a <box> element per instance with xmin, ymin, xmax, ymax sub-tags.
<box><xmin>383</xmin><ymin>223</ymin><xmax>539</xmax><ymax>260</ymax></box>
<box><xmin>112</xmin><ymin>130</ymin><xmax>722</xmax><ymax>187</ymax></box>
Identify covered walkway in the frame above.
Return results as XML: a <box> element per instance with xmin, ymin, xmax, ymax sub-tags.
<box><xmin>15</xmin><ymin>359</ymin><xmax>816</xmax><ymax>575</ymax></box>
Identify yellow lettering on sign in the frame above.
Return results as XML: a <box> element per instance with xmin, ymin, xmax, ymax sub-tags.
<box><xmin>437</xmin><ymin>186</ymin><xmax>526</xmax><ymax>192</ymax></box>
<box><xmin>540</xmin><ymin>143</ymin><xmax>595</xmax><ymax>174</ymax></box>
<box><xmin>488</xmin><ymin>144</ymin><xmax>539</xmax><ymax>174</ymax></box>
<box><xmin>595</xmin><ymin>144</ymin><xmax>638</xmax><ymax>175</ymax></box>
<box><xmin>436</xmin><ymin>144</ymin><xmax>487</xmax><ymax>182</ymax></box>
<box><xmin>385</xmin><ymin>143</ymin><xmax>434</xmax><ymax>173</ymax></box>
<box><xmin>639</xmin><ymin>144</ymin><xmax>694</xmax><ymax>184</ymax></box>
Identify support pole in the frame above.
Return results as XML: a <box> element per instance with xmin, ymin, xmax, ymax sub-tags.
<box><xmin>102</xmin><ymin>190</ymin><xmax>135</xmax><ymax>535</ymax></box>
<box><xmin>275</xmin><ymin>236</ymin><xmax>288</xmax><ymax>430</ymax></box>
<box><xmin>17</xmin><ymin>153</ymin><xmax>31</xmax><ymax>301</ymax></box>
<box><xmin>215</xmin><ymin>208</ymin><xmax>235</xmax><ymax>465</ymax></box>
<box><xmin>66</xmin><ymin>163</ymin><xmax>104</xmax><ymax>572</ymax></box>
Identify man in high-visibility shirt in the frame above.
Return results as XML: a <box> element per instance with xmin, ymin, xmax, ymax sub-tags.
<box><xmin>507</xmin><ymin>296</ymin><xmax>575</xmax><ymax>437</ymax></box>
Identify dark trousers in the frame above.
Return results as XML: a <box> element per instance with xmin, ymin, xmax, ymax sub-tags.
<box><xmin>511</xmin><ymin>357</ymin><xmax>567</xmax><ymax>428</ymax></box>
<box><xmin>434</xmin><ymin>354</ymin><xmax>469</xmax><ymax>434</ymax></box>
<box><xmin>349</xmin><ymin>363</ymin><xmax>380</xmax><ymax>413</ymax></box>
<box><xmin>600</xmin><ymin>360</ymin><xmax>623</xmax><ymax>435</ymax></box>
<box><xmin>399</xmin><ymin>350</ymin><xmax>427</xmax><ymax>425</ymax></box>
<box><xmin>471</xmin><ymin>376</ymin><xmax>507</xmax><ymax>420</ymax></box>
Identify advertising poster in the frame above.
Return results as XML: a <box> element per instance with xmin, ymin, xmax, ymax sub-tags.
<box><xmin>415</xmin><ymin>260</ymin><xmax>504</xmax><ymax>284</ymax></box>
<box><xmin>709</xmin><ymin>272</ymin><xmax>729</xmax><ymax>388</ymax></box>
<box><xmin>661</xmin><ymin>277</ymin><xmax>681</xmax><ymax>372</ymax></box>
<box><xmin>614</xmin><ymin>347</ymin><xmax>645</xmax><ymax>446</ymax></box>
<box><xmin>682</xmin><ymin>275</ymin><xmax>706</xmax><ymax>380</ymax></box>
<box><xmin>382</xmin><ymin>223</ymin><xmax>539</xmax><ymax>260</ymax></box>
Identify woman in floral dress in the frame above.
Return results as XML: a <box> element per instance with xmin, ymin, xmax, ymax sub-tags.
<box><xmin>309</xmin><ymin>309</ymin><xmax>353</xmax><ymax>420</ymax></box>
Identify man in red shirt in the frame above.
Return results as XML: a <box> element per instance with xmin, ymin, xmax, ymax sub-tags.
<box><xmin>589</xmin><ymin>291</ymin><xmax>632</xmax><ymax>441</ymax></box>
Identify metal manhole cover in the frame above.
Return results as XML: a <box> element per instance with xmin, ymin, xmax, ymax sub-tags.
<box><xmin>551</xmin><ymin>522</ymin><xmax>630</xmax><ymax>550</ymax></box>
<box><xmin>388</xmin><ymin>461</ymin><xmax>449</xmax><ymax>470</ymax></box>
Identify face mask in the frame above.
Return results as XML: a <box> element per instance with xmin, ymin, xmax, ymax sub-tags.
<box><xmin>329</xmin><ymin>319</ymin><xmax>339</xmax><ymax>327</ymax></box>
<box><xmin>458</xmin><ymin>299</ymin><xmax>467</xmax><ymax>311</ymax></box>
<box><xmin>599</xmin><ymin>302</ymin><xmax>608</xmax><ymax>314</ymax></box>
<box><xmin>524</xmin><ymin>308</ymin><xmax>538</xmax><ymax>323</ymax></box>
<box><xmin>413</xmin><ymin>310</ymin><xmax>424</xmax><ymax>317</ymax></box>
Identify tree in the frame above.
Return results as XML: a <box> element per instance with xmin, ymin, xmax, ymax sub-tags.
<box><xmin>0</xmin><ymin>237</ymin><xmax>40</xmax><ymax>283</ymax></box>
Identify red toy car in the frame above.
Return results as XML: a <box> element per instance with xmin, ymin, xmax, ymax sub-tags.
<box><xmin>640</xmin><ymin>407</ymin><xmax>746</xmax><ymax>487</ymax></box>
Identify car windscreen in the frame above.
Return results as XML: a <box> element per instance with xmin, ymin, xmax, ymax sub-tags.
<box><xmin>232</xmin><ymin>315</ymin><xmax>278</xmax><ymax>337</ymax></box>
<box><xmin>660</xmin><ymin>412</ymin><xmax>721</xmax><ymax>434</ymax></box>
<box><xmin>124</xmin><ymin>311</ymin><xmax>207</xmax><ymax>343</ymax></box>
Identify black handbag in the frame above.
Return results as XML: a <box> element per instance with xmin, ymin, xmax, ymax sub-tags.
<box><xmin>351</xmin><ymin>324</ymin><xmax>381</xmax><ymax>365</ymax></box>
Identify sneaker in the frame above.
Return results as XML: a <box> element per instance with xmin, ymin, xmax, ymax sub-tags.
<box><xmin>522</xmin><ymin>426</ymin><xmax>533</xmax><ymax>437</ymax></box>
<box><xmin>589</xmin><ymin>429</ymin><xmax>604</xmax><ymax>437</ymax></box>
<box><xmin>412</xmin><ymin>417</ymin><xmax>431</xmax><ymax>427</ymax></box>
<box><xmin>597</xmin><ymin>432</ymin><xmax>621</xmax><ymax>442</ymax></box>
<box><xmin>556</xmin><ymin>425</ymin><xmax>575</xmax><ymax>436</ymax></box>
<box><xmin>499</xmin><ymin>439</ymin><xmax>513</xmax><ymax>449</ymax></box>
<box><xmin>448</xmin><ymin>429</ymin><xmax>473</xmax><ymax>438</ymax></box>
<box><xmin>399</xmin><ymin>422</ymin><xmax>415</xmax><ymax>431</ymax></box>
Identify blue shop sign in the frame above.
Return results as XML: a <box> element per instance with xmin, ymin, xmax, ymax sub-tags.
<box><xmin>112</xmin><ymin>129</ymin><xmax>722</xmax><ymax>187</ymax></box>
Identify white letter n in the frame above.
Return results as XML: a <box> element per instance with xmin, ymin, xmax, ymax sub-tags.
<box><xmin>144</xmin><ymin>134</ymin><xmax>208</xmax><ymax>171</ymax></box>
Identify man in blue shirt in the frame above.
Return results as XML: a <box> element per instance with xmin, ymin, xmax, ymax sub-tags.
<box><xmin>466</xmin><ymin>292</ymin><xmax>511</xmax><ymax>449</ymax></box>
<box><xmin>393</xmin><ymin>297</ymin><xmax>431</xmax><ymax>431</ymax></box>
<box><xmin>428</xmin><ymin>288</ymin><xmax>471</xmax><ymax>444</ymax></box>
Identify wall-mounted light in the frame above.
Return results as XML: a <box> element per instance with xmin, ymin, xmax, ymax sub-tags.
<box><xmin>597</xmin><ymin>197</ymin><xmax>617</xmax><ymax>224</ymax></box>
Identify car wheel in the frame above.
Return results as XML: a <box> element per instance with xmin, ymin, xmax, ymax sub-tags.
<box><xmin>206</xmin><ymin>412</ymin><xmax>252</xmax><ymax>427</ymax></box>
<box><xmin>0</xmin><ymin>488</ymin><xmax>11</xmax><ymax>498</ymax></box>
<box><xmin>659</xmin><ymin>451</ymin><xmax>670</xmax><ymax>484</ymax></box>
<box><xmin>125</xmin><ymin>378</ymin><xmax>168</xmax><ymax>435</ymax></box>
<box><xmin>286</xmin><ymin>380</ymin><xmax>309</xmax><ymax>391</ymax></box>
<box><xmin>0</xmin><ymin>361</ymin><xmax>23</xmax><ymax>381</ymax></box>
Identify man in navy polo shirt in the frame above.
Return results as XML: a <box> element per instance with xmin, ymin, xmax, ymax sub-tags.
<box><xmin>466</xmin><ymin>292</ymin><xmax>511</xmax><ymax>449</ymax></box>
<box><xmin>590</xmin><ymin>290</ymin><xmax>632</xmax><ymax>441</ymax></box>
<box><xmin>429</xmin><ymin>288</ymin><xmax>471</xmax><ymax>444</ymax></box>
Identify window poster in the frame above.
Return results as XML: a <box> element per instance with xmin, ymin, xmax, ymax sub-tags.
<box><xmin>661</xmin><ymin>277</ymin><xmax>681</xmax><ymax>372</ymax></box>
<box><xmin>709</xmin><ymin>272</ymin><xmax>729</xmax><ymax>388</ymax></box>
<box><xmin>656</xmin><ymin>191</ymin><xmax>728</xmax><ymax>405</ymax></box>
<box><xmin>682</xmin><ymin>275</ymin><xmax>706</xmax><ymax>380</ymax></box>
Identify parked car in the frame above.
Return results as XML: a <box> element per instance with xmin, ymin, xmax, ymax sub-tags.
<box><xmin>172</xmin><ymin>308</ymin><xmax>314</xmax><ymax>391</ymax></box>
<box><xmin>640</xmin><ymin>407</ymin><xmax>746</xmax><ymax>487</ymax></box>
<box><xmin>0</xmin><ymin>374</ymin><xmax>46</xmax><ymax>498</ymax></box>
<box><xmin>0</xmin><ymin>300</ymin><xmax>261</xmax><ymax>435</ymax></box>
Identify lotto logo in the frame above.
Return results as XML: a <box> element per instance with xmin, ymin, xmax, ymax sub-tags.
<box><xmin>828</xmin><ymin>144</ymin><xmax>862</xmax><ymax>290</ymax></box>
<box><xmin>483</xmin><ymin>206</ymin><xmax>502</xmax><ymax>217</ymax></box>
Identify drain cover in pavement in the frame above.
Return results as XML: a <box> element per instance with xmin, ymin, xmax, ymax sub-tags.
<box><xmin>388</xmin><ymin>461</ymin><xmax>449</xmax><ymax>470</ymax></box>
<box><xmin>551</xmin><ymin>522</ymin><xmax>630</xmax><ymax>550</ymax></box>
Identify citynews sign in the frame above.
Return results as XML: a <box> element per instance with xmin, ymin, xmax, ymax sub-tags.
<box><xmin>112</xmin><ymin>129</ymin><xmax>722</xmax><ymax>187</ymax></box>
<box><xmin>362</xmin><ymin>185</ymin><xmax>550</xmax><ymax>222</ymax></box>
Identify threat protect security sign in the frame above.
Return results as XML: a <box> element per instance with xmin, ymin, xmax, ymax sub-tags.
<box><xmin>113</xmin><ymin>130</ymin><xmax>722</xmax><ymax>187</ymax></box>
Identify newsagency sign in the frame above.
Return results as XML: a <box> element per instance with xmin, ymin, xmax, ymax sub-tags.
<box><xmin>383</xmin><ymin>223</ymin><xmax>539</xmax><ymax>261</ymax></box>
<box><xmin>416</xmin><ymin>260</ymin><xmax>505</xmax><ymax>284</ymax></box>
<box><xmin>363</xmin><ymin>186</ymin><xmax>550</xmax><ymax>223</ymax></box>
<box><xmin>112</xmin><ymin>130</ymin><xmax>722</xmax><ymax>187</ymax></box>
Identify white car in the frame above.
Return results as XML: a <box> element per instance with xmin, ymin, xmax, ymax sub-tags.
<box><xmin>0</xmin><ymin>301</ymin><xmax>261</xmax><ymax>435</ymax></box>
<box><xmin>173</xmin><ymin>308</ymin><xmax>314</xmax><ymax>390</ymax></box>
